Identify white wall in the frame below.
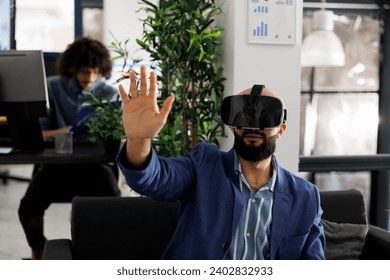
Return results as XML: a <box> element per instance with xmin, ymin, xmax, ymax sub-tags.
<box><xmin>103</xmin><ymin>0</ymin><xmax>153</xmax><ymax>61</ymax></box>
<box><xmin>103</xmin><ymin>0</ymin><xmax>302</xmax><ymax>173</ymax></box>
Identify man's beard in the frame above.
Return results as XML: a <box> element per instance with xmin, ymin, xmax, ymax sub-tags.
<box><xmin>233</xmin><ymin>129</ymin><xmax>277</xmax><ymax>162</ymax></box>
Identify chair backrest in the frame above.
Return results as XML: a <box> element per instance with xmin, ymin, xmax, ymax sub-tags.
<box><xmin>70</xmin><ymin>190</ymin><xmax>366</xmax><ymax>259</ymax></box>
<box><xmin>71</xmin><ymin>196</ymin><xmax>180</xmax><ymax>260</ymax></box>
<box><xmin>319</xmin><ymin>189</ymin><xmax>367</xmax><ymax>224</ymax></box>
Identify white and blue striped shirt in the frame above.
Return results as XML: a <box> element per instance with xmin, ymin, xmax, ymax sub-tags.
<box><xmin>226</xmin><ymin>153</ymin><xmax>276</xmax><ymax>260</ymax></box>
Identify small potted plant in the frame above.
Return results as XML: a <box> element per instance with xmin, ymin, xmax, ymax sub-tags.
<box><xmin>79</xmin><ymin>92</ymin><xmax>124</xmax><ymax>154</ymax></box>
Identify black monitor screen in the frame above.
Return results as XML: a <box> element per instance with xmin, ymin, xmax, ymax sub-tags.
<box><xmin>0</xmin><ymin>50</ymin><xmax>49</xmax><ymax>151</ymax></box>
<box><xmin>0</xmin><ymin>0</ymin><xmax>16</xmax><ymax>50</ymax></box>
<box><xmin>0</xmin><ymin>50</ymin><xmax>49</xmax><ymax>115</ymax></box>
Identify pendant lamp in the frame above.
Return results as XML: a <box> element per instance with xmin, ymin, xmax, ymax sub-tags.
<box><xmin>301</xmin><ymin>9</ymin><xmax>345</xmax><ymax>67</ymax></box>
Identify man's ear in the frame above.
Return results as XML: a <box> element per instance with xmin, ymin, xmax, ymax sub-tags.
<box><xmin>277</xmin><ymin>123</ymin><xmax>287</xmax><ymax>138</ymax></box>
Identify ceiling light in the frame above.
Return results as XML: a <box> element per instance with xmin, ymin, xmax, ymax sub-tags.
<box><xmin>301</xmin><ymin>10</ymin><xmax>345</xmax><ymax>67</ymax></box>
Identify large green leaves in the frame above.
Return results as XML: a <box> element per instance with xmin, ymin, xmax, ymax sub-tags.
<box><xmin>137</xmin><ymin>0</ymin><xmax>226</xmax><ymax>156</ymax></box>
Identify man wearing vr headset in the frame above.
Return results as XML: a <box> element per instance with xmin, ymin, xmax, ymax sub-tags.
<box><xmin>117</xmin><ymin>66</ymin><xmax>325</xmax><ymax>260</ymax></box>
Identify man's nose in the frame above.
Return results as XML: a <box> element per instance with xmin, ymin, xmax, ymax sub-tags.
<box><xmin>86</xmin><ymin>73</ymin><xmax>97</xmax><ymax>81</ymax></box>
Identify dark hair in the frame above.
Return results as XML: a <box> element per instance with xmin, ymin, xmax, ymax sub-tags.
<box><xmin>57</xmin><ymin>37</ymin><xmax>112</xmax><ymax>79</ymax></box>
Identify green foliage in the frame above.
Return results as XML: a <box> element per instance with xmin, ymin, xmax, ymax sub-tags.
<box><xmin>137</xmin><ymin>0</ymin><xmax>226</xmax><ymax>156</ymax></box>
<box><xmin>108</xmin><ymin>31</ymin><xmax>130</xmax><ymax>71</ymax></box>
<box><xmin>79</xmin><ymin>92</ymin><xmax>124</xmax><ymax>143</ymax></box>
<box><xmin>108</xmin><ymin>31</ymin><xmax>142</xmax><ymax>83</ymax></box>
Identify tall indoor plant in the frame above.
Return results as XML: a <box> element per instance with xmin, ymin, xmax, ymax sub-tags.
<box><xmin>136</xmin><ymin>0</ymin><xmax>226</xmax><ymax>156</ymax></box>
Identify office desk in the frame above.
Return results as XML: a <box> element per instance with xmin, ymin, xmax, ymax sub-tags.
<box><xmin>0</xmin><ymin>143</ymin><xmax>117</xmax><ymax>183</ymax></box>
<box><xmin>0</xmin><ymin>143</ymin><xmax>116</xmax><ymax>165</ymax></box>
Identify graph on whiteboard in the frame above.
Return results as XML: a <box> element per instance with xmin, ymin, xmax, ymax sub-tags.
<box><xmin>248</xmin><ymin>0</ymin><xmax>297</xmax><ymax>45</ymax></box>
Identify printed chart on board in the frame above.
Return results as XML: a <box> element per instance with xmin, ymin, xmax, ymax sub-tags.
<box><xmin>248</xmin><ymin>0</ymin><xmax>297</xmax><ymax>45</ymax></box>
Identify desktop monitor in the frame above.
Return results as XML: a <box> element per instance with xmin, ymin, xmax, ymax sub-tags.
<box><xmin>0</xmin><ymin>50</ymin><xmax>49</xmax><ymax>151</ymax></box>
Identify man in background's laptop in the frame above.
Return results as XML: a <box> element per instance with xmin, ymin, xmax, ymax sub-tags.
<box><xmin>18</xmin><ymin>37</ymin><xmax>121</xmax><ymax>260</ymax></box>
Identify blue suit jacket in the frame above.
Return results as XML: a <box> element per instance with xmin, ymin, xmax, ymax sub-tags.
<box><xmin>117</xmin><ymin>143</ymin><xmax>325</xmax><ymax>260</ymax></box>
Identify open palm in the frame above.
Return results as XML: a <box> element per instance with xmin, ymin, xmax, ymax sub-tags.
<box><xmin>118</xmin><ymin>66</ymin><xmax>174</xmax><ymax>140</ymax></box>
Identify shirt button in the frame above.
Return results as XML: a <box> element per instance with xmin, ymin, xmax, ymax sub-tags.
<box><xmin>251</xmin><ymin>198</ymin><xmax>256</xmax><ymax>203</ymax></box>
<box><xmin>246</xmin><ymin>232</ymin><xmax>251</xmax><ymax>237</ymax></box>
<box><xmin>222</xmin><ymin>242</ymin><xmax>229</xmax><ymax>250</ymax></box>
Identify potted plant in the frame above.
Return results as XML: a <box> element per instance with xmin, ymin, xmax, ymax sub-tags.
<box><xmin>135</xmin><ymin>0</ymin><xmax>226</xmax><ymax>156</ymax></box>
<box><xmin>79</xmin><ymin>92</ymin><xmax>124</xmax><ymax>154</ymax></box>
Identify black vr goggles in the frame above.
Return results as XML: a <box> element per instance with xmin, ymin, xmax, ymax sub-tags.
<box><xmin>221</xmin><ymin>84</ymin><xmax>287</xmax><ymax>130</ymax></box>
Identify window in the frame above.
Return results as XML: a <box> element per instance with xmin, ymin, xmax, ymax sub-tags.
<box><xmin>300</xmin><ymin>7</ymin><xmax>383</xmax><ymax>224</ymax></box>
<box><xmin>301</xmin><ymin>14</ymin><xmax>380</xmax><ymax>156</ymax></box>
<box><xmin>15</xmin><ymin>0</ymin><xmax>74</xmax><ymax>52</ymax></box>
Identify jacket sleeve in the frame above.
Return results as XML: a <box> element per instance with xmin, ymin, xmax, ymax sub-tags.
<box><xmin>301</xmin><ymin>189</ymin><xmax>326</xmax><ymax>260</ymax></box>
<box><xmin>116</xmin><ymin>141</ymin><xmax>197</xmax><ymax>201</ymax></box>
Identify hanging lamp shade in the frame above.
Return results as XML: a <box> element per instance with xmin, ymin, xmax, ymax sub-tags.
<box><xmin>301</xmin><ymin>10</ymin><xmax>345</xmax><ymax>67</ymax></box>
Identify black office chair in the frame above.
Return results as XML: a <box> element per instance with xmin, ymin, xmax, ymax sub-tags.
<box><xmin>43</xmin><ymin>196</ymin><xmax>180</xmax><ymax>260</ymax></box>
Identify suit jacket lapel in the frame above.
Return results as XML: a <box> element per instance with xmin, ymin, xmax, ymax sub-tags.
<box><xmin>222</xmin><ymin>149</ymin><xmax>244</xmax><ymax>236</ymax></box>
<box><xmin>269</xmin><ymin>165</ymin><xmax>293</xmax><ymax>259</ymax></box>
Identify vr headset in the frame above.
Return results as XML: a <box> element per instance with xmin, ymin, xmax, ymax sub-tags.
<box><xmin>221</xmin><ymin>84</ymin><xmax>287</xmax><ymax>130</ymax></box>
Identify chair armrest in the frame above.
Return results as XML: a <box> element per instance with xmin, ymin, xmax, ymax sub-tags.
<box><xmin>360</xmin><ymin>225</ymin><xmax>390</xmax><ymax>259</ymax></box>
<box><xmin>43</xmin><ymin>239</ymin><xmax>74</xmax><ymax>260</ymax></box>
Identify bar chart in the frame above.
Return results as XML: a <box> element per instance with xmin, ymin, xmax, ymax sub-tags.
<box><xmin>248</xmin><ymin>0</ymin><xmax>297</xmax><ymax>45</ymax></box>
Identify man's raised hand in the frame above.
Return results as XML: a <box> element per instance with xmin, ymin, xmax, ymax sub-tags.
<box><xmin>118</xmin><ymin>66</ymin><xmax>174</xmax><ymax>140</ymax></box>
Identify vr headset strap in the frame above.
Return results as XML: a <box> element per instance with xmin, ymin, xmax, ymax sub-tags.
<box><xmin>250</xmin><ymin>84</ymin><xmax>265</xmax><ymax>95</ymax></box>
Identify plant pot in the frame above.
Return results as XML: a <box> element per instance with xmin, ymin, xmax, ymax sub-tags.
<box><xmin>103</xmin><ymin>138</ymin><xmax>121</xmax><ymax>155</ymax></box>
